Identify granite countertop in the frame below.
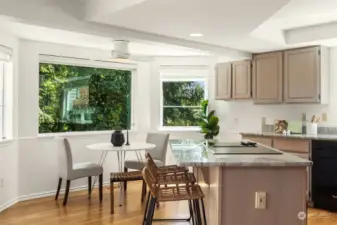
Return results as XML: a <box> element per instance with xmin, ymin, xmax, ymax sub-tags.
<box><xmin>169</xmin><ymin>139</ymin><xmax>312</xmax><ymax>167</ymax></box>
<box><xmin>241</xmin><ymin>132</ymin><xmax>337</xmax><ymax>141</ymax></box>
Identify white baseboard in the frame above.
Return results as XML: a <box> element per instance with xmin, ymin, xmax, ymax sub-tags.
<box><xmin>19</xmin><ymin>181</ymin><xmax>111</xmax><ymax>202</ymax></box>
<box><xmin>0</xmin><ymin>198</ymin><xmax>19</xmax><ymax>213</ymax></box>
<box><xmin>0</xmin><ymin>181</ymin><xmax>115</xmax><ymax>212</ymax></box>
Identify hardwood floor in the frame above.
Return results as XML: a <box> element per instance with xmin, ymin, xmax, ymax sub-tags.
<box><xmin>0</xmin><ymin>181</ymin><xmax>336</xmax><ymax>225</ymax></box>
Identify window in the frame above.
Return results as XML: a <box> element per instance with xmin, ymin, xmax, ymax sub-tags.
<box><xmin>0</xmin><ymin>62</ymin><xmax>4</xmax><ymax>139</ymax></box>
<box><xmin>39</xmin><ymin>62</ymin><xmax>132</xmax><ymax>133</ymax></box>
<box><xmin>161</xmin><ymin>78</ymin><xmax>206</xmax><ymax>128</ymax></box>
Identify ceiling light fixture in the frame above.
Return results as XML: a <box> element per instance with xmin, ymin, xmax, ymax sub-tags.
<box><xmin>190</xmin><ymin>33</ymin><xmax>204</xmax><ymax>37</ymax></box>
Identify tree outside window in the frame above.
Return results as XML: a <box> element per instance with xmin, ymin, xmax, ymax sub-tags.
<box><xmin>39</xmin><ymin>63</ymin><xmax>132</xmax><ymax>133</ymax></box>
<box><xmin>161</xmin><ymin>79</ymin><xmax>205</xmax><ymax>127</ymax></box>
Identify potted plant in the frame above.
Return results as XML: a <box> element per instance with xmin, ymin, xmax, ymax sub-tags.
<box><xmin>195</xmin><ymin>100</ymin><xmax>220</xmax><ymax>142</ymax></box>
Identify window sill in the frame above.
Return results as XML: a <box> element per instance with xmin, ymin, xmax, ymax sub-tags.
<box><xmin>37</xmin><ymin>130</ymin><xmax>136</xmax><ymax>139</ymax></box>
<box><xmin>0</xmin><ymin>138</ymin><xmax>14</xmax><ymax>146</ymax></box>
<box><xmin>158</xmin><ymin>127</ymin><xmax>201</xmax><ymax>132</ymax></box>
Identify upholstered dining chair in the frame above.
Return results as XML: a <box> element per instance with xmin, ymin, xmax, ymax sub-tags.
<box><xmin>55</xmin><ymin>138</ymin><xmax>103</xmax><ymax>206</ymax></box>
<box><xmin>123</xmin><ymin>132</ymin><xmax>169</xmax><ymax>191</ymax></box>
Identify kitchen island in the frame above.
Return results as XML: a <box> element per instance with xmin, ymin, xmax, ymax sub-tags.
<box><xmin>242</xmin><ymin>133</ymin><xmax>337</xmax><ymax>212</ymax></box>
<box><xmin>169</xmin><ymin>139</ymin><xmax>312</xmax><ymax>225</ymax></box>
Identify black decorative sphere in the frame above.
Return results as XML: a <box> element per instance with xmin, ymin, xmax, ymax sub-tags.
<box><xmin>111</xmin><ymin>131</ymin><xmax>125</xmax><ymax>146</ymax></box>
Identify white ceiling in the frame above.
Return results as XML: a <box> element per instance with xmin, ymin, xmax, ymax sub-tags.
<box><xmin>0</xmin><ymin>16</ymin><xmax>210</xmax><ymax>57</ymax></box>
<box><xmin>273</xmin><ymin>0</ymin><xmax>337</xmax><ymax>29</ymax></box>
<box><xmin>88</xmin><ymin>0</ymin><xmax>291</xmax><ymax>49</ymax></box>
<box><xmin>1</xmin><ymin>0</ymin><xmax>337</xmax><ymax>54</ymax></box>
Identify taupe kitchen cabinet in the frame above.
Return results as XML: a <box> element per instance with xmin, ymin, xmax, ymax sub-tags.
<box><xmin>215</xmin><ymin>60</ymin><xmax>252</xmax><ymax>100</ymax></box>
<box><xmin>284</xmin><ymin>46</ymin><xmax>329</xmax><ymax>104</ymax></box>
<box><xmin>215</xmin><ymin>62</ymin><xmax>232</xmax><ymax>100</ymax></box>
<box><xmin>252</xmin><ymin>52</ymin><xmax>283</xmax><ymax>104</ymax></box>
<box><xmin>232</xmin><ymin>60</ymin><xmax>252</xmax><ymax>99</ymax></box>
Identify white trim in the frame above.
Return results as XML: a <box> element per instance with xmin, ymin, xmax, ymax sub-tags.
<box><xmin>160</xmin><ymin>69</ymin><xmax>208</xmax><ymax>79</ymax></box>
<box><xmin>0</xmin><ymin>198</ymin><xmax>18</xmax><ymax>213</ymax></box>
<box><xmin>39</xmin><ymin>54</ymin><xmax>137</xmax><ymax>70</ymax></box>
<box><xmin>158</xmin><ymin>126</ymin><xmax>201</xmax><ymax>132</ymax></box>
<box><xmin>0</xmin><ymin>45</ymin><xmax>13</xmax><ymax>56</ymax></box>
<box><xmin>161</xmin><ymin>78</ymin><xmax>206</xmax><ymax>82</ymax></box>
<box><xmin>163</xmin><ymin>106</ymin><xmax>202</xmax><ymax>108</ymax></box>
<box><xmin>0</xmin><ymin>182</ymin><xmax>115</xmax><ymax>212</ymax></box>
<box><xmin>0</xmin><ymin>52</ymin><xmax>10</xmax><ymax>62</ymax></box>
<box><xmin>35</xmin><ymin>129</ymin><xmax>137</xmax><ymax>139</ymax></box>
<box><xmin>159</xmin><ymin>69</ymin><xmax>207</xmax><ymax>129</ymax></box>
<box><xmin>19</xmin><ymin>181</ymin><xmax>111</xmax><ymax>202</ymax></box>
<box><xmin>0</xmin><ymin>138</ymin><xmax>14</xmax><ymax>146</ymax></box>
<box><xmin>38</xmin><ymin>56</ymin><xmax>136</xmax><ymax>135</ymax></box>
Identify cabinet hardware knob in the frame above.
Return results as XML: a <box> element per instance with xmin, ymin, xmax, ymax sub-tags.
<box><xmin>332</xmin><ymin>195</ymin><xmax>337</xmax><ymax>199</ymax></box>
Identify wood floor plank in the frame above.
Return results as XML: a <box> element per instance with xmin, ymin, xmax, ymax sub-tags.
<box><xmin>0</xmin><ymin>181</ymin><xmax>336</xmax><ymax>225</ymax></box>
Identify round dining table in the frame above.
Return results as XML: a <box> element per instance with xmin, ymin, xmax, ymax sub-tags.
<box><xmin>86</xmin><ymin>142</ymin><xmax>156</xmax><ymax>205</ymax></box>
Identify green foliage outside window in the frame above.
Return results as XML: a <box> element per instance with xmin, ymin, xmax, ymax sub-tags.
<box><xmin>162</xmin><ymin>81</ymin><xmax>205</xmax><ymax>126</ymax></box>
<box><xmin>39</xmin><ymin>63</ymin><xmax>131</xmax><ymax>133</ymax></box>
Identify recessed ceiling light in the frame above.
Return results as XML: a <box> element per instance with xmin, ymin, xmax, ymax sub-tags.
<box><xmin>190</xmin><ymin>33</ymin><xmax>204</xmax><ymax>37</ymax></box>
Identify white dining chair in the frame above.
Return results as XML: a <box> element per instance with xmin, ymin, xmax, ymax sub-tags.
<box><xmin>55</xmin><ymin>138</ymin><xmax>103</xmax><ymax>206</ymax></box>
<box><xmin>123</xmin><ymin>133</ymin><xmax>169</xmax><ymax>191</ymax></box>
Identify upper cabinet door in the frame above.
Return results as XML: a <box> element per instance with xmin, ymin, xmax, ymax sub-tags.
<box><xmin>253</xmin><ymin>52</ymin><xmax>283</xmax><ymax>104</ymax></box>
<box><xmin>284</xmin><ymin>47</ymin><xmax>320</xmax><ymax>103</ymax></box>
<box><xmin>215</xmin><ymin>62</ymin><xmax>232</xmax><ymax>100</ymax></box>
<box><xmin>232</xmin><ymin>61</ymin><xmax>251</xmax><ymax>99</ymax></box>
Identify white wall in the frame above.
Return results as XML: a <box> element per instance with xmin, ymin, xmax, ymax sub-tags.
<box><xmin>0</xmin><ymin>33</ymin><xmax>19</xmax><ymax>211</ymax></box>
<box><xmin>15</xmin><ymin>40</ymin><xmax>214</xmax><ymax>200</ymax></box>
<box><xmin>16</xmin><ymin>40</ymin><xmax>151</xmax><ymax>198</ymax></box>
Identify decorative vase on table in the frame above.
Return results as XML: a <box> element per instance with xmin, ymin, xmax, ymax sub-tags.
<box><xmin>111</xmin><ymin>130</ymin><xmax>125</xmax><ymax>146</ymax></box>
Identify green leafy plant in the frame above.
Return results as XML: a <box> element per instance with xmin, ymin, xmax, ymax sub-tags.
<box><xmin>195</xmin><ymin>100</ymin><xmax>220</xmax><ymax>139</ymax></box>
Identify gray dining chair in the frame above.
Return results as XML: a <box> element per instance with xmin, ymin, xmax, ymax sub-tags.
<box><xmin>123</xmin><ymin>132</ymin><xmax>169</xmax><ymax>191</ymax></box>
<box><xmin>55</xmin><ymin>138</ymin><xmax>103</xmax><ymax>206</ymax></box>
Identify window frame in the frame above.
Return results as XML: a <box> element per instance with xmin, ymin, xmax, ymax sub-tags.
<box><xmin>159</xmin><ymin>70</ymin><xmax>208</xmax><ymax>131</ymax></box>
<box><xmin>38</xmin><ymin>55</ymin><xmax>137</xmax><ymax>135</ymax></box>
<box><xmin>0</xmin><ymin>62</ymin><xmax>4</xmax><ymax>139</ymax></box>
<box><xmin>0</xmin><ymin>47</ymin><xmax>12</xmax><ymax>141</ymax></box>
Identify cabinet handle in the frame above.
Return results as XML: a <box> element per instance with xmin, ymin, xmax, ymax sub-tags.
<box><xmin>332</xmin><ymin>195</ymin><xmax>337</xmax><ymax>199</ymax></box>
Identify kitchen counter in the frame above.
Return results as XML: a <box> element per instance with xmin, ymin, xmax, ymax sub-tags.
<box><xmin>169</xmin><ymin>139</ymin><xmax>309</xmax><ymax>225</ymax></box>
<box><xmin>169</xmin><ymin>139</ymin><xmax>311</xmax><ymax>167</ymax></box>
<box><xmin>241</xmin><ymin>132</ymin><xmax>337</xmax><ymax>141</ymax></box>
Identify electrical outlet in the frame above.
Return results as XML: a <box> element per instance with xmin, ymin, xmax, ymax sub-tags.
<box><xmin>0</xmin><ymin>177</ymin><xmax>3</xmax><ymax>188</ymax></box>
<box><xmin>255</xmin><ymin>192</ymin><xmax>267</xmax><ymax>209</ymax></box>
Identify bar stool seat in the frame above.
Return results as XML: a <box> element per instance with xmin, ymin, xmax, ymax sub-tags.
<box><xmin>110</xmin><ymin>171</ymin><xmax>146</xmax><ymax>214</ymax></box>
<box><xmin>157</xmin><ymin>165</ymin><xmax>189</xmax><ymax>174</ymax></box>
<box><xmin>155</xmin><ymin>184</ymin><xmax>204</xmax><ymax>202</ymax></box>
<box><xmin>111</xmin><ymin>171</ymin><xmax>143</xmax><ymax>182</ymax></box>
<box><xmin>156</xmin><ymin>172</ymin><xmax>196</xmax><ymax>185</ymax></box>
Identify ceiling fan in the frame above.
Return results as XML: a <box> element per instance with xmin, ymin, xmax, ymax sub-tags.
<box><xmin>110</xmin><ymin>40</ymin><xmax>153</xmax><ymax>62</ymax></box>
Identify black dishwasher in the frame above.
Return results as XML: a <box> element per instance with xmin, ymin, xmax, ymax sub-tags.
<box><xmin>312</xmin><ymin>140</ymin><xmax>337</xmax><ymax>211</ymax></box>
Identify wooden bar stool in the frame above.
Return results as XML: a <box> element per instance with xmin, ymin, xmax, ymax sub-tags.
<box><xmin>142</xmin><ymin>167</ymin><xmax>207</xmax><ymax>225</ymax></box>
<box><xmin>110</xmin><ymin>170</ymin><xmax>146</xmax><ymax>214</ymax></box>
<box><xmin>145</xmin><ymin>152</ymin><xmax>189</xmax><ymax>175</ymax></box>
<box><xmin>145</xmin><ymin>152</ymin><xmax>196</xmax><ymax>209</ymax></box>
<box><xmin>145</xmin><ymin>152</ymin><xmax>196</xmax><ymax>185</ymax></box>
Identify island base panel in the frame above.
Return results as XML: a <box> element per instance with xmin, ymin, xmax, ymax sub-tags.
<box><xmin>195</xmin><ymin>166</ymin><xmax>307</xmax><ymax>225</ymax></box>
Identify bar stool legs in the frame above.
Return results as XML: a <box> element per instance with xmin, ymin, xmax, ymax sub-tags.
<box><xmin>145</xmin><ymin>196</ymin><xmax>156</xmax><ymax>225</ymax></box>
<box><xmin>201</xmin><ymin>198</ymin><xmax>207</xmax><ymax>225</ymax></box>
<box><xmin>142</xmin><ymin>193</ymin><xmax>207</xmax><ymax>225</ymax></box>
<box><xmin>143</xmin><ymin>192</ymin><xmax>151</xmax><ymax>225</ymax></box>
<box><xmin>188</xmin><ymin>200</ymin><xmax>195</xmax><ymax>225</ymax></box>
